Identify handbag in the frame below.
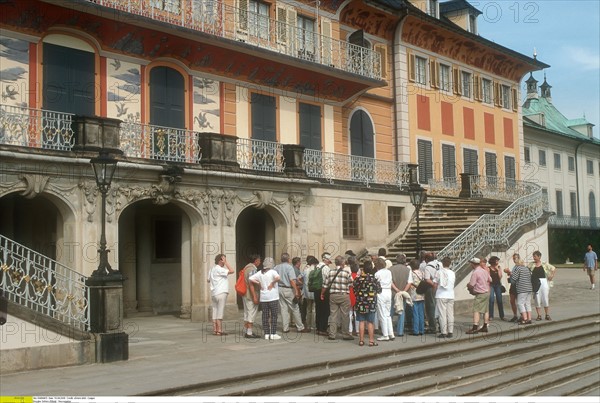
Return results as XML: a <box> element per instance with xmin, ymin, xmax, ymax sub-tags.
<box><xmin>415</xmin><ymin>272</ymin><xmax>431</xmax><ymax>295</ymax></box>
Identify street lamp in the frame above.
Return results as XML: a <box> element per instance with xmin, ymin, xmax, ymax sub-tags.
<box><xmin>407</xmin><ymin>164</ymin><xmax>427</xmax><ymax>259</ymax></box>
<box><xmin>90</xmin><ymin>151</ymin><xmax>118</xmax><ymax>276</ymax></box>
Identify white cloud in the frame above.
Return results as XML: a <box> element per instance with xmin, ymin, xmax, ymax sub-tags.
<box><xmin>563</xmin><ymin>46</ymin><xmax>600</xmax><ymax>71</ymax></box>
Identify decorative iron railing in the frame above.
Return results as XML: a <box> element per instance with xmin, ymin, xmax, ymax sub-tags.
<box><xmin>304</xmin><ymin>149</ymin><xmax>411</xmax><ymax>187</ymax></box>
<box><xmin>0</xmin><ymin>235</ymin><xmax>90</xmax><ymax>331</ymax></box>
<box><xmin>435</xmin><ymin>176</ymin><xmax>544</xmax><ymax>273</ymax></box>
<box><xmin>0</xmin><ymin>104</ymin><xmax>74</xmax><ymax>151</ymax></box>
<box><xmin>427</xmin><ymin>177</ymin><xmax>461</xmax><ymax>197</ymax></box>
<box><xmin>549</xmin><ymin>215</ymin><xmax>599</xmax><ymax>229</ymax></box>
<box><xmin>86</xmin><ymin>0</ymin><xmax>382</xmax><ymax>80</ymax></box>
<box><xmin>120</xmin><ymin>121</ymin><xmax>202</xmax><ymax>163</ymax></box>
<box><xmin>237</xmin><ymin>137</ymin><xmax>284</xmax><ymax>173</ymax></box>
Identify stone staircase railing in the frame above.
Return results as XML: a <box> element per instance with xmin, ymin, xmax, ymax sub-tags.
<box><xmin>429</xmin><ymin>176</ymin><xmax>544</xmax><ymax>278</ymax></box>
<box><xmin>0</xmin><ymin>234</ymin><xmax>90</xmax><ymax>331</ymax></box>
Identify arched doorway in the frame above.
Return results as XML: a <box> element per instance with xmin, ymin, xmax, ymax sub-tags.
<box><xmin>0</xmin><ymin>193</ymin><xmax>63</xmax><ymax>261</ymax></box>
<box><xmin>119</xmin><ymin>199</ymin><xmax>191</xmax><ymax>317</ymax></box>
<box><xmin>235</xmin><ymin>207</ymin><xmax>278</xmax><ymax>308</ymax></box>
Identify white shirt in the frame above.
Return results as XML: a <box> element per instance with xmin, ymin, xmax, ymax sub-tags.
<box><xmin>375</xmin><ymin>268</ymin><xmax>393</xmax><ymax>290</ymax></box>
<box><xmin>209</xmin><ymin>264</ymin><xmax>229</xmax><ymax>297</ymax></box>
<box><xmin>249</xmin><ymin>269</ymin><xmax>280</xmax><ymax>302</ymax></box>
<box><xmin>434</xmin><ymin>267</ymin><xmax>456</xmax><ymax>299</ymax></box>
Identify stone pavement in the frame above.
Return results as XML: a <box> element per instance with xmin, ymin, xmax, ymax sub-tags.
<box><xmin>0</xmin><ymin>266</ymin><xmax>598</xmax><ymax>396</ymax></box>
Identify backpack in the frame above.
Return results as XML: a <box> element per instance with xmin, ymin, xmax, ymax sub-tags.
<box><xmin>308</xmin><ymin>264</ymin><xmax>325</xmax><ymax>292</ymax></box>
<box><xmin>235</xmin><ymin>268</ymin><xmax>247</xmax><ymax>296</ymax></box>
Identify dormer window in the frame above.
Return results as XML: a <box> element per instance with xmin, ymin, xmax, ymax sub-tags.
<box><xmin>469</xmin><ymin>14</ymin><xmax>477</xmax><ymax>34</ymax></box>
<box><xmin>428</xmin><ymin>0</ymin><xmax>439</xmax><ymax>18</ymax></box>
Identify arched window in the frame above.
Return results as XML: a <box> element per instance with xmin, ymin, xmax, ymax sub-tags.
<box><xmin>150</xmin><ymin>66</ymin><xmax>185</xmax><ymax>129</ymax></box>
<box><xmin>349</xmin><ymin>110</ymin><xmax>374</xmax><ymax>158</ymax></box>
<box><xmin>590</xmin><ymin>192</ymin><xmax>597</xmax><ymax>219</ymax></box>
<box><xmin>43</xmin><ymin>39</ymin><xmax>95</xmax><ymax>116</ymax></box>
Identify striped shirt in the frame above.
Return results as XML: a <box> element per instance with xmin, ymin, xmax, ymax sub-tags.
<box><xmin>323</xmin><ymin>266</ymin><xmax>353</xmax><ymax>294</ymax></box>
<box><xmin>510</xmin><ymin>265</ymin><xmax>533</xmax><ymax>294</ymax></box>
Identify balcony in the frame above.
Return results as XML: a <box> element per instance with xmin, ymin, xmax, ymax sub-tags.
<box><xmin>84</xmin><ymin>0</ymin><xmax>382</xmax><ymax>80</ymax></box>
<box><xmin>549</xmin><ymin>215</ymin><xmax>599</xmax><ymax>229</ymax></box>
<box><xmin>1</xmin><ymin>104</ymin><xmax>412</xmax><ymax>188</ymax></box>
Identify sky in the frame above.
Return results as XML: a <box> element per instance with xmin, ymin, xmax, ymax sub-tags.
<box><xmin>472</xmin><ymin>0</ymin><xmax>600</xmax><ymax>138</ymax></box>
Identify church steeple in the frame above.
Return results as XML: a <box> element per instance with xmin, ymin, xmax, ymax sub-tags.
<box><xmin>526</xmin><ymin>73</ymin><xmax>538</xmax><ymax>100</ymax></box>
<box><xmin>540</xmin><ymin>73</ymin><xmax>552</xmax><ymax>102</ymax></box>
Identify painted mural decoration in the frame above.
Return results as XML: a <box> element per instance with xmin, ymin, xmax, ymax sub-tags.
<box><xmin>0</xmin><ymin>37</ymin><xmax>29</xmax><ymax>108</ymax></box>
<box><xmin>192</xmin><ymin>76</ymin><xmax>219</xmax><ymax>132</ymax></box>
<box><xmin>107</xmin><ymin>58</ymin><xmax>141</xmax><ymax>122</ymax></box>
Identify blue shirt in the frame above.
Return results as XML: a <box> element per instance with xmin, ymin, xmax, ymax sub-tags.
<box><xmin>584</xmin><ymin>251</ymin><xmax>598</xmax><ymax>268</ymax></box>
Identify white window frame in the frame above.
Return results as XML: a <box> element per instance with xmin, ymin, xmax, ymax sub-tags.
<box><xmin>439</xmin><ymin>63</ymin><xmax>451</xmax><ymax>92</ymax></box>
<box><xmin>461</xmin><ymin>71</ymin><xmax>472</xmax><ymax>98</ymax></box>
<box><xmin>415</xmin><ymin>56</ymin><xmax>427</xmax><ymax>85</ymax></box>
<box><xmin>482</xmin><ymin>78</ymin><xmax>493</xmax><ymax>104</ymax></box>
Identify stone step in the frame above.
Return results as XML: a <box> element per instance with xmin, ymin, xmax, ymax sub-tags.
<box><xmin>157</xmin><ymin>314</ymin><xmax>599</xmax><ymax>397</ymax></box>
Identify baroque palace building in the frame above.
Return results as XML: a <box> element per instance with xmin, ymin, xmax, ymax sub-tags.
<box><xmin>1</xmin><ymin>0</ymin><xmax>547</xmax><ymax>324</ymax></box>
<box><xmin>522</xmin><ymin>73</ymin><xmax>600</xmax><ymax>262</ymax></box>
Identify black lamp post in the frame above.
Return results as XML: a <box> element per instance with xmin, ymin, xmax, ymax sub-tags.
<box><xmin>90</xmin><ymin>151</ymin><xmax>118</xmax><ymax>277</ymax></box>
<box><xmin>408</xmin><ymin>164</ymin><xmax>427</xmax><ymax>259</ymax></box>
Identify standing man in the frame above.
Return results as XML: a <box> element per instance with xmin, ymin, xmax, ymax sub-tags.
<box><xmin>433</xmin><ymin>256</ymin><xmax>456</xmax><ymax>338</ymax></box>
<box><xmin>208</xmin><ymin>254</ymin><xmax>235</xmax><ymax>336</ymax></box>
<box><xmin>389</xmin><ymin>253</ymin><xmax>413</xmax><ymax>337</ymax></box>
<box><xmin>313</xmin><ymin>252</ymin><xmax>333</xmax><ymax>336</ymax></box>
<box><xmin>242</xmin><ymin>254</ymin><xmax>261</xmax><ymax>338</ymax></box>
<box><xmin>249</xmin><ymin>257</ymin><xmax>281</xmax><ymax>340</ymax></box>
<box><xmin>584</xmin><ymin>244</ymin><xmax>598</xmax><ymax>290</ymax></box>
<box><xmin>465</xmin><ymin>257</ymin><xmax>492</xmax><ymax>334</ymax></box>
<box><xmin>422</xmin><ymin>252</ymin><xmax>438</xmax><ymax>334</ymax></box>
<box><xmin>321</xmin><ymin>255</ymin><xmax>354</xmax><ymax>341</ymax></box>
<box><xmin>274</xmin><ymin>253</ymin><xmax>307</xmax><ymax>333</ymax></box>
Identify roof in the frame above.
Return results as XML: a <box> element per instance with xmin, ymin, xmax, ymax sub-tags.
<box><xmin>439</xmin><ymin>0</ymin><xmax>482</xmax><ymax>16</ymax></box>
<box><xmin>523</xmin><ymin>96</ymin><xmax>599</xmax><ymax>144</ymax></box>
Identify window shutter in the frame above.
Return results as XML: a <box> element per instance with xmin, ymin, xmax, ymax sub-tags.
<box><xmin>236</xmin><ymin>0</ymin><xmax>249</xmax><ymax>38</ymax></box>
<box><xmin>417</xmin><ymin>139</ymin><xmax>433</xmax><ymax>184</ymax></box>
<box><xmin>429</xmin><ymin>59</ymin><xmax>439</xmax><ymax>88</ymax></box>
<box><xmin>504</xmin><ymin>156</ymin><xmax>516</xmax><ymax>180</ymax></box>
<box><xmin>473</xmin><ymin>74</ymin><xmax>481</xmax><ymax>101</ymax></box>
<box><xmin>511</xmin><ymin>87</ymin><xmax>519</xmax><ymax>111</ymax></box>
<box><xmin>452</xmin><ymin>66</ymin><xmax>462</xmax><ymax>95</ymax></box>
<box><xmin>442</xmin><ymin>144</ymin><xmax>456</xmax><ymax>179</ymax></box>
<box><xmin>494</xmin><ymin>81</ymin><xmax>502</xmax><ymax>107</ymax></box>
<box><xmin>407</xmin><ymin>51</ymin><xmax>415</xmax><ymax>82</ymax></box>
<box><xmin>276</xmin><ymin>5</ymin><xmax>288</xmax><ymax>45</ymax></box>
<box><xmin>320</xmin><ymin>18</ymin><xmax>332</xmax><ymax>66</ymax></box>
<box><xmin>485</xmin><ymin>152</ymin><xmax>497</xmax><ymax>177</ymax></box>
<box><xmin>374</xmin><ymin>44</ymin><xmax>387</xmax><ymax>79</ymax></box>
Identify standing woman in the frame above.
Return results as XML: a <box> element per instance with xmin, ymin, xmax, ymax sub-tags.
<box><xmin>353</xmin><ymin>259</ymin><xmax>381</xmax><ymax>346</ymax></box>
<box><xmin>208</xmin><ymin>253</ymin><xmax>235</xmax><ymax>335</ymax></box>
<box><xmin>510</xmin><ymin>255</ymin><xmax>533</xmax><ymax>325</ymax></box>
<box><xmin>529</xmin><ymin>250</ymin><xmax>556</xmax><ymax>320</ymax></box>
<box><xmin>504</xmin><ymin>253</ymin><xmax>520</xmax><ymax>322</ymax></box>
<box><xmin>488</xmin><ymin>256</ymin><xmax>505</xmax><ymax>321</ymax></box>
<box><xmin>374</xmin><ymin>257</ymin><xmax>400</xmax><ymax>341</ymax></box>
<box><xmin>409</xmin><ymin>259</ymin><xmax>426</xmax><ymax>336</ymax></box>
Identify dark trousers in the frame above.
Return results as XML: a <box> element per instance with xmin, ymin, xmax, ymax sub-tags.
<box><xmin>314</xmin><ymin>291</ymin><xmax>330</xmax><ymax>332</ymax></box>
<box><xmin>489</xmin><ymin>283</ymin><xmax>505</xmax><ymax>319</ymax></box>
<box><xmin>424</xmin><ymin>288</ymin><xmax>437</xmax><ymax>332</ymax></box>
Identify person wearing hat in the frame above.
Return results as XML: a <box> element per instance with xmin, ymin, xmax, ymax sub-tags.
<box><xmin>314</xmin><ymin>252</ymin><xmax>333</xmax><ymax>336</ymax></box>
<box><xmin>465</xmin><ymin>256</ymin><xmax>492</xmax><ymax>334</ymax></box>
<box><xmin>249</xmin><ymin>257</ymin><xmax>281</xmax><ymax>340</ymax></box>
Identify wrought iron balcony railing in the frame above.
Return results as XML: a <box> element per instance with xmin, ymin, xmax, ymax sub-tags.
<box><xmin>0</xmin><ymin>104</ymin><xmax>74</xmax><ymax>151</ymax></box>
<box><xmin>86</xmin><ymin>0</ymin><xmax>382</xmax><ymax>80</ymax></box>
<box><xmin>304</xmin><ymin>149</ymin><xmax>411</xmax><ymax>188</ymax></box>
<box><xmin>236</xmin><ymin>137</ymin><xmax>284</xmax><ymax>173</ymax></box>
<box><xmin>0</xmin><ymin>235</ymin><xmax>90</xmax><ymax>331</ymax></box>
<box><xmin>549</xmin><ymin>215</ymin><xmax>599</xmax><ymax>229</ymax></box>
<box><xmin>120</xmin><ymin>121</ymin><xmax>202</xmax><ymax>163</ymax></box>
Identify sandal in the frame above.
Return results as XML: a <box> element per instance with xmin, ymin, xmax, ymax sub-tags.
<box><xmin>369</xmin><ymin>341</ymin><xmax>379</xmax><ymax>347</ymax></box>
<box><xmin>536</xmin><ymin>316</ymin><xmax>542</xmax><ymax>321</ymax></box>
<box><xmin>545</xmin><ymin>315</ymin><xmax>552</xmax><ymax>320</ymax></box>
<box><xmin>359</xmin><ymin>340</ymin><xmax>365</xmax><ymax>346</ymax></box>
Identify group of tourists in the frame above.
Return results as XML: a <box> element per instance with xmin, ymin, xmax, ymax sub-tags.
<box><xmin>207</xmin><ymin>244</ymin><xmax>598</xmax><ymax>344</ymax></box>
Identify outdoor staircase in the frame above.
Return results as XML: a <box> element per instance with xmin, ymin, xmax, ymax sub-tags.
<box><xmin>388</xmin><ymin>196</ymin><xmax>512</xmax><ymax>256</ymax></box>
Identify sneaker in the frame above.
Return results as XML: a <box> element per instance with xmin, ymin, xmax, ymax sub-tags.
<box><xmin>377</xmin><ymin>336</ymin><xmax>390</xmax><ymax>341</ymax></box>
<box><xmin>509</xmin><ymin>316</ymin><xmax>518</xmax><ymax>323</ymax></box>
<box><xmin>271</xmin><ymin>334</ymin><xmax>282</xmax><ymax>340</ymax></box>
<box><xmin>592</xmin><ymin>284</ymin><xmax>596</xmax><ymax>290</ymax></box>
<box><xmin>437</xmin><ymin>334</ymin><xmax>447</xmax><ymax>339</ymax></box>
<box><xmin>265</xmin><ymin>335</ymin><xmax>270</xmax><ymax>340</ymax></box>
<box><xmin>244</xmin><ymin>333</ymin><xmax>260</xmax><ymax>339</ymax></box>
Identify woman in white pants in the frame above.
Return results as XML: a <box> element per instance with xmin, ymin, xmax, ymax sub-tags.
<box><xmin>374</xmin><ymin>258</ymin><xmax>400</xmax><ymax>341</ymax></box>
<box><xmin>529</xmin><ymin>250</ymin><xmax>556</xmax><ymax>320</ymax></box>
